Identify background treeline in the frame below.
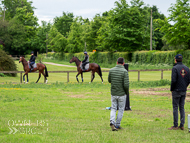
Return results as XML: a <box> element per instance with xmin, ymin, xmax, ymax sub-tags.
<box><xmin>1</xmin><ymin>0</ymin><xmax>189</xmax><ymax>55</ymax></box>
<box><xmin>46</xmin><ymin>49</ymin><xmax>190</xmax><ymax>66</ymax></box>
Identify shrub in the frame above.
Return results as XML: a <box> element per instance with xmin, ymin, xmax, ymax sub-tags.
<box><xmin>0</xmin><ymin>49</ymin><xmax>17</xmax><ymax>77</ymax></box>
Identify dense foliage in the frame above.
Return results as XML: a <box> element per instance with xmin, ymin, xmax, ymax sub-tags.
<box><xmin>0</xmin><ymin>49</ymin><xmax>17</xmax><ymax>76</ymax></box>
<box><xmin>0</xmin><ymin>0</ymin><xmax>189</xmax><ymax>55</ymax></box>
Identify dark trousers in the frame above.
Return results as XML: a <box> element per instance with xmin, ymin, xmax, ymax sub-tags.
<box><xmin>82</xmin><ymin>62</ymin><xmax>88</xmax><ymax>69</ymax></box>
<box><xmin>172</xmin><ymin>91</ymin><xmax>186</xmax><ymax>127</ymax></box>
<box><xmin>30</xmin><ymin>62</ymin><xmax>35</xmax><ymax>68</ymax></box>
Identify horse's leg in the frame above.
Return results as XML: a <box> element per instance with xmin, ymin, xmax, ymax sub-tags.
<box><xmin>26</xmin><ymin>74</ymin><xmax>29</xmax><ymax>83</ymax></box>
<box><xmin>23</xmin><ymin>74</ymin><xmax>25</xmax><ymax>83</ymax></box>
<box><xmin>76</xmin><ymin>73</ymin><xmax>80</xmax><ymax>83</ymax></box>
<box><xmin>81</xmin><ymin>72</ymin><xmax>83</xmax><ymax>82</ymax></box>
<box><xmin>96</xmin><ymin>71</ymin><xmax>103</xmax><ymax>83</ymax></box>
<box><xmin>36</xmin><ymin>72</ymin><xmax>41</xmax><ymax>83</ymax></box>
<box><xmin>42</xmin><ymin>71</ymin><xmax>48</xmax><ymax>83</ymax></box>
<box><xmin>91</xmin><ymin>71</ymin><xmax>95</xmax><ymax>83</ymax></box>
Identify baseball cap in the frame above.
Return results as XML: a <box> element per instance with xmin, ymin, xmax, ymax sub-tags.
<box><xmin>175</xmin><ymin>54</ymin><xmax>183</xmax><ymax>59</ymax></box>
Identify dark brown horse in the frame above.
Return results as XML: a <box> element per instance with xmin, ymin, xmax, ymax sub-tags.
<box><xmin>19</xmin><ymin>56</ymin><xmax>48</xmax><ymax>83</ymax></box>
<box><xmin>70</xmin><ymin>56</ymin><xmax>103</xmax><ymax>83</ymax></box>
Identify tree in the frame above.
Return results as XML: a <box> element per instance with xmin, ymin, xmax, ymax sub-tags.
<box><xmin>97</xmin><ymin>0</ymin><xmax>150</xmax><ymax>52</ymax></box>
<box><xmin>151</xmin><ymin>5</ymin><xmax>166</xmax><ymax>50</ymax></box>
<box><xmin>156</xmin><ymin>0</ymin><xmax>190</xmax><ymax>49</ymax></box>
<box><xmin>47</xmin><ymin>26</ymin><xmax>67</xmax><ymax>52</ymax></box>
<box><xmin>1</xmin><ymin>0</ymin><xmax>35</xmax><ymax>20</ymax></box>
<box><xmin>53</xmin><ymin>12</ymin><xmax>74</xmax><ymax>37</ymax></box>
<box><xmin>66</xmin><ymin>17</ymin><xmax>84</xmax><ymax>53</ymax></box>
<box><xmin>0</xmin><ymin>6</ymin><xmax>38</xmax><ymax>55</ymax></box>
<box><xmin>30</xmin><ymin>21</ymin><xmax>52</xmax><ymax>53</ymax></box>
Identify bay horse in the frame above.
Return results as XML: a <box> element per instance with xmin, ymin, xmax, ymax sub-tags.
<box><xmin>69</xmin><ymin>56</ymin><xmax>103</xmax><ymax>83</ymax></box>
<box><xmin>19</xmin><ymin>56</ymin><xmax>48</xmax><ymax>83</ymax></box>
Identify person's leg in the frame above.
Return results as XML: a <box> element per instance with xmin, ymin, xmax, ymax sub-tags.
<box><xmin>179</xmin><ymin>94</ymin><xmax>186</xmax><ymax>128</ymax></box>
<box><xmin>110</xmin><ymin>95</ymin><xmax>118</xmax><ymax>126</ymax></box>
<box><xmin>30</xmin><ymin>62</ymin><xmax>34</xmax><ymax>68</ymax></box>
<box><xmin>116</xmin><ymin>95</ymin><xmax>126</xmax><ymax>127</ymax></box>
<box><xmin>82</xmin><ymin>62</ymin><xmax>87</xmax><ymax>70</ymax></box>
<box><xmin>172</xmin><ymin>95</ymin><xmax>180</xmax><ymax>127</ymax></box>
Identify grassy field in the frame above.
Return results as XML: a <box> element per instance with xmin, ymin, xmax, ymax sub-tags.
<box><xmin>0</xmin><ymin>82</ymin><xmax>190</xmax><ymax>142</ymax></box>
<box><xmin>1</xmin><ymin>62</ymin><xmax>190</xmax><ymax>142</ymax></box>
<box><xmin>0</xmin><ymin>60</ymin><xmax>172</xmax><ymax>84</ymax></box>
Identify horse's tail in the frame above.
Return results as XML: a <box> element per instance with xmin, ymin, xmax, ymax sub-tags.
<box><xmin>44</xmin><ymin>65</ymin><xmax>49</xmax><ymax>77</ymax></box>
<box><xmin>98</xmin><ymin>65</ymin><xmax>102</xmax><ymax>77</ymax></box>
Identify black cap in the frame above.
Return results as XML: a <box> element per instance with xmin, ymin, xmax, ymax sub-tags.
<box><xmin>31</xmin><ymin>51</ymin><xmax>34</xmax><ymax>54</ymax></box>
<box><xmin>175</xmin><ymin>54</ymin><xmax>183</xmax><ymax>60</ymax></box>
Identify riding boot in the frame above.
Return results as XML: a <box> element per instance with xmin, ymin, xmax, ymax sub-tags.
<box><xmin>30</xmin><ymin>65</ymin><xmax>33</xmax><ymax>72</ymax></box>
<box><xmin>82</xmin><ymin>65</ymin><xmax>85</xmax><ymax>71</ymax></box>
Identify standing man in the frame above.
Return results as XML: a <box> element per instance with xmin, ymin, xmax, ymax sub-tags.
<box><xmin>81</xmin><ymin>51</ymin><xmax>89</xmax><ymax>70</ymax></box>
<box><xmin>169</xmin><ymin>54</ymin><xmax>190</xmax><ymax>130</ymax></box>
<box><xmin>28</xmin><ymin>51</ymin><xmax>35</xmax><ymax>69</ymax></box>
<box><xmin>108</xmin><ymin>57</ymin><xmax>129</xmax><ymax>131</ymax></box>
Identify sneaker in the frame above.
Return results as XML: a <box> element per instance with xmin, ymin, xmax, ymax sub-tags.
<box><xmin>178</xmin><ymin>126</ymin><xmax>184</xmax><ymax>130</ymax></box>
<box><xmin>115</xmin><ymin>126</ymin><xmax>123</xmax><ymax>130</ymax></box>
<box><xmin>110</xmin><ymin>124</ymin><xmax>118</xmax><ymax>131</ymax></box>
<box><xmin>168</xmin><ymin>126</ymin><xmax>178</xmax><ymax>130</ymax></box>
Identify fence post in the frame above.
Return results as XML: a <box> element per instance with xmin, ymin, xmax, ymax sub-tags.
<box><xmin>161</xmin><ymin>70</ymin><xmax>163</xmax><ymax>80</ymax></box>
<box><xmin>138</xmin><ymin>71</ymin><xmax>140</xmax><ymax>81</ymax></box>
<box><xmin>20</xmin><ymin>73</ymin><xmax>22</xmax><ymax>83</ymax></box>
<box><xmin>67</xmin><ymin>72</ymin><xmax>69</xmax><ymax>82</ymax></box>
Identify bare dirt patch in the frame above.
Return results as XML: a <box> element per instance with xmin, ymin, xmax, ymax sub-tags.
<box><xmin>131</xmin><ymin>88</ymin><xmax>190</xmax><ymax>101</ymax></box>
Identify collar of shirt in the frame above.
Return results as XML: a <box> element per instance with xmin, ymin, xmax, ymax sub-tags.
<box><xmin>116</xmin><ymin>64</ymin><xmax>124</xmax><ymax>68</ymax></box>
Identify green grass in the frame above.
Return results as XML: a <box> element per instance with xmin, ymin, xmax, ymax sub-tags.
<box><xmin>0</xmin><ymin>61</ymin><xmax>172</xmax><ymax>84</ymax></box>
<box><xmin>0</xmin><ymin>82</ymin><xmax>190</xmax><ymax>143</ymax></box>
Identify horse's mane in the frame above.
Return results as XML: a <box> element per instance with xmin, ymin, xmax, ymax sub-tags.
<box><xmin>21</xmin><ymin>56</ymin><xmax>27</xmax><ymax>63</ymax></box>
<box><xmin>75</xmin><ymin>57</ymin><xmax>81</xmax><ymax>62</ymax></box>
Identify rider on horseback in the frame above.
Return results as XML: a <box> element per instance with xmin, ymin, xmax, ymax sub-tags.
<box><xmin>82</xmin><ymin>51</ymin><xmax>89</xmax><ymax>70</ymax></box>
<box><xmin>29</xmin><ymin>51</ymin><xmax>35</xmax><ymax>70</ymax></box>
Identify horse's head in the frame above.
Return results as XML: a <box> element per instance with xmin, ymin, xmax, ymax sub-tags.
<box><xmin>70</xmin><ymin>56</ymin><xmax>76</xmax><ymax>63</ymax></box>
<box><xmin>19</xmin><ymin>56</ymin><xmax>24</xmax><ymax>63</ymax></box>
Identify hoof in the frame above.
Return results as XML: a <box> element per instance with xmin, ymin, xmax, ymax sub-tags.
<box><xmin>102</xmin><ymin>82</ymin><xmax>103</xmax><ymax>84</ymax></box>
<box><xmin>23</xmin><ymin>81</ymin><xmax>25</xmax><ymax>83</ymax></box>
<box><xmin>89</xmin><ymin>82</ymin><xmax>91</xmax><ymax>84</ymax></box>
<box><xmin>46</xmin><ymin>80</ymin><xmax>48</xmax><ymax>83</ymax></box>
<box><xmin>26</xmin><ymin>82</ymin><xmax>28</xmax><ymax>84</ymax></box>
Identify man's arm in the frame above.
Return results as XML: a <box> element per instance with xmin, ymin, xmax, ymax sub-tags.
<box><xmin>124</xmin><ymin>70</ymin><xmax>129</xmax><ymax>95</ymax></box>
<box><xmin>170</xmin><ymin>67</ymin><xmax>177</xmax><ymax>91</ymax></box>
<box><xmin>108</xmin><ymin>71</ymin><xmax>111</xmax><ymax>83</ymax></box>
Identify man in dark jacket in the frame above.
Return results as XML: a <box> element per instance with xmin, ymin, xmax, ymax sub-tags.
<box><xmin>82</xmin><ymin>51</ymin><xmax>89</xmax><ymax>70</ymax></box>
<box><xmin>168</xmin><ymin>54</ymin><xmax>190</xmax><ymax>130</ymax></box>
<box><xmin>108</xmin><ymin>57</ymin><xmax>129</xmax><ymax>131</ymax></box>
<box><xmin>29</xmin><ymin>51</ymin><xmax>35</xmax><ymax>69</ymax></box>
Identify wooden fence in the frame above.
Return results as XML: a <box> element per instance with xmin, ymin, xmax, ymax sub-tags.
<box><xmin>0</xmin><ymin>69</ymin><xmax>172</xmax><ymax>83</ymax></box>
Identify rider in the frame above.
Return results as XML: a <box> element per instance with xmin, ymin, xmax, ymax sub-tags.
<box><xmin>29</xmin><ymin>51</ymin><xmax>35</xmax><ymax>69</ymax></box>
<box><xmin>82</xmin><ymin>51</ymin><xmax>89</xmax><ymax>70</ymax></box>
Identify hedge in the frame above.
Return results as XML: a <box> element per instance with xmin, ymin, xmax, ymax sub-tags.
<box><xmin>45</xmin><ymin>50</ymin><xmax>190</xmax><ymax>66</ymax></box>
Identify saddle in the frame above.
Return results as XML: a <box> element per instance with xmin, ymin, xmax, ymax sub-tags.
<box><xmin>80</xmin><ymin>63</ymin><xmax>89</xmax><ymax>71</ymax></box>
<box><xmin>28</xmin><ymin>63</ymin><xmax>37</xmax><ymax>71</ymax></box>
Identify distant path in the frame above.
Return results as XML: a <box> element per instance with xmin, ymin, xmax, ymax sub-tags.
<box><xmin>43</xmin><ymin>62</ymin><xmax>110</xmax><ymax>70</ymax></box>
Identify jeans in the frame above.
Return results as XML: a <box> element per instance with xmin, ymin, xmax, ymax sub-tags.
<box><xmin>172</xmin><ymin>91</ymin><xmax>186</xmax><ymax>127</ymax></box>
<box><xmin>110</xmin><ymin>95</ymin><xmax>126</xmax><ymax>127</ymax></box>
<box><xmin>30</xmin><ymin>62</ymin><xmax>35</xmax><ymax>68</ymax></box>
